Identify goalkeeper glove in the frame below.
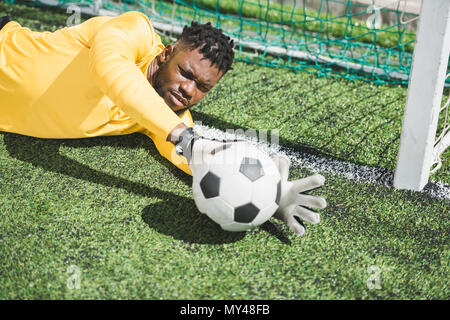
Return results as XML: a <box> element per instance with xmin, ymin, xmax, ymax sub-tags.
<box><xmin>173</xmin><ymin>127</ymin><xmax>242</xmax><ymax>175</ymax></box>
<box><xmin>270</xmin><ymin>154</ymin><xmax>327</xmax><ymax>237</ymax></box>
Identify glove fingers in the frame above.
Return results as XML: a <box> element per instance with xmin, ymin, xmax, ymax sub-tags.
<box><xmin>296</xmin><ymin>194</ymin><xmax>327</xmax><ymax>209</ymax></box>
<box><xmin>287</xmin><ymin>215</ymin><xmax>306</xmax><ymax>237</ymax></box>
<box><xmin>293</xmin><ymin>206</ymin><xmax>320</xmax><ymax>225</ymax></box>
<box><xmin>291</xmin><ymin>174</ymin><xmax>326</xmax><ymax>193</ymax></box>
<box><xmin>270</xmin><ymin>154</ymin><xmax>291</xmax><ymax>181</ymax></box>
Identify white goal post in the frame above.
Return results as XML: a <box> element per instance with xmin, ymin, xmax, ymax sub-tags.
<box><xmin>393</xmin><ymin>0</ymin><xmax>450</xmax><ymax>191</ymax></box>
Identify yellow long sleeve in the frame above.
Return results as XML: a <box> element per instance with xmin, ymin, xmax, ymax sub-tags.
<box><xmin>0</xmin><ymin>11</ymin><xmax>184</xmax><ymax>139</ymax></box>
<box><xmin>87</xmin><ymin>11</ymin><xmax>183</xmax><ymax>139</ymax></box>
<box><xmin>0</xmin><ymin>11</ymin><xmax>193</xmax><ymax>174</ymax></box>
<box><xmin>142</xmin><ymin>109</ymin><xmax>194</xmax><ymax>176</ymax></box>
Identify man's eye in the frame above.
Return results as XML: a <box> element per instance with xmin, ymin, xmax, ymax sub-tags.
<box><xmin>179</xmin><ymin>66</ymin><xmax>191</xmax><ymax>79</ymax></box>
<box><xmin>198</xmin><ymin>85</ymin><xmax>210</xmax><ymax>93</ymax></box>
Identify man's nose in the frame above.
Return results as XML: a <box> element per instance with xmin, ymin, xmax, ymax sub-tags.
<box><xmin>180</xmin><ymin>80</ymin><xmax>195</xmax><ymax>99</ymax></box>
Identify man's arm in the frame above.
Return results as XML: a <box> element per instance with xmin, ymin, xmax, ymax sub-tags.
<box><xmin>142</xmin><ymin>109</ymin><xmax>194</xmax><ymax>176</ymax></box>
<box><xmin>88</xmin><ymin>11</ymin><xmax>183</xmax><ymax>140</ymax></box>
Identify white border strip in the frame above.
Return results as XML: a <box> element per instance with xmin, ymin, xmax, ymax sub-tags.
<box><xmin>194</xmin><ymin>123</ymin><xmax>450</xmax><ymax>200</ymax></box>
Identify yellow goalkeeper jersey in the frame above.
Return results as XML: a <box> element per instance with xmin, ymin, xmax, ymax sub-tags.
<box><xmin>0</xmin><ymin>11</ymin><xmax>193</xmax><ymax>174</ymax></box>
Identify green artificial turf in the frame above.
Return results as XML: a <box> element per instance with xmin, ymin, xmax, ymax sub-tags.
<box><xmin>0</xmin><ymin>1</ymin><xmax>449</xmax><ymax>300</ymax></box>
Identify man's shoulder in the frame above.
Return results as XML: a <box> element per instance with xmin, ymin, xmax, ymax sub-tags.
<box><xmin>117</xmin><ymin>11</ymin><xmax>161</xmax><ymax>43</ymax></box>
<box><xmin>120</xmin><ymin>11</ymin><xmax>153</xmax><ymax>28</ymax></box>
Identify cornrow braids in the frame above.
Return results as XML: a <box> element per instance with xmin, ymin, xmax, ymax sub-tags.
<box><xmin>177</xmin><ymin>21</ymin><xmax>234</xmax><ymax>74</ymax></box>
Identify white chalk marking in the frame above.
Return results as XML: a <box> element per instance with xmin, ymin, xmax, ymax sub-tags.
<box><xmin>194</xmin><ymin>123</ymin><xmax>450</xmax><ymax>201</ymax></box>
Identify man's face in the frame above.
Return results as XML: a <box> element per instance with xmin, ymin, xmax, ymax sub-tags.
<box><xmin>151</xmin><ymin>45</ymin><xmax>224</xmax><ymax>112</ymax></box>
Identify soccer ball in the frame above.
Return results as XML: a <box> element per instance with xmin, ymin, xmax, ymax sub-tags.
<box><xmin>192</xmin><ymin>142</ymin><xmax>281</xmax><ymax>231</ymax></box>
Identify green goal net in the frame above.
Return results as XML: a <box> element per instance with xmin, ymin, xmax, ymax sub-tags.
<box><xmin>5</xmin><ymin>0</ymin><xmax>450</xmax><ymax>86</ymax></box>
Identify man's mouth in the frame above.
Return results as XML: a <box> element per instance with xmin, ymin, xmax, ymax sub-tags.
<box><xmin>169</xmin><ymin>90</ymin><xmax>187</xmax><ymax>107</ymax></box>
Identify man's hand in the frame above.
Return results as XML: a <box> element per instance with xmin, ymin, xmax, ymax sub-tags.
<box><xmin>167</xmin><ymin>123</ymin><xmax>190</xmax><ymax>145</ymax></box>
<box><xmin>271</xmin><ymin>154</ymin><xmax>327</xmax><ymax>237</ymax></box>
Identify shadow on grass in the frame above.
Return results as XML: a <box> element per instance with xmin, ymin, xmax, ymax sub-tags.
<box><xmin>141</xmin><ymin>201</ymin><xmax>246</xmax><ymax>244</ymax></box>
<box><xmin>2</xmin><ymin>132</ymin><xmax>290</xmax><ymax>244</ymax></box>
<box><xmin>142</xmin><ymin>200</ymin><xmax>292</xmax><ymax>244</ymax></box>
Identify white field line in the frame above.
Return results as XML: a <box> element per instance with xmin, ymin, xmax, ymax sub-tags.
<box><xmin>193</xmin><ymin>123</ymin><xmax>450</xmax><ymax>201</ymax></box>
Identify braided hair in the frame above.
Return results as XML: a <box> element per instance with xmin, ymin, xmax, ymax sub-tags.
<box><xmin>176</xmin><ymin>21</ymin><xmax>234</xmax><ymax>74</ymax></box>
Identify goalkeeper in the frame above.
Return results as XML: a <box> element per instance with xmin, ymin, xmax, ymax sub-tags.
<box><xmin>0</xmin><ymin>11</ymin><xmax>326</xmax><ymax>236</ymax></box>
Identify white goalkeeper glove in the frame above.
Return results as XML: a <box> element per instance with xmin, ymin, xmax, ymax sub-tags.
<box><xmin>270</xmin><ymin>154</ymin><xmax>327</xmax><ymax>237</ymax></box>
<box><xmin>173</xmin><ymin>127</ymin><xmax>242</xmax><ymax>176</ymax></box>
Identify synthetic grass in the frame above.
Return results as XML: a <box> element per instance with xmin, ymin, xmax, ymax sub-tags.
<box><xmin>0</xmin><ymin>2</ymin><xmax>449</xmax><ymax>299</ymax></box>
<box><xmin>1</xmin><ymin>133</ymin><xmax>448</xmax><ymax>299</ymax></box>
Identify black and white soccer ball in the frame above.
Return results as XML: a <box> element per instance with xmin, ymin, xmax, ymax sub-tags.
<box><xmin>192</xmin><ymin>142</ymin><xmax>281</xmax><ymax>231</ymax></box>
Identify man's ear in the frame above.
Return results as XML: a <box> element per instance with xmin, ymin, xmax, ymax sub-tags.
<box><xmin>159</xmin><ymin>44</ymin><xmax>175</xmax><ymax>64</ymax></box>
